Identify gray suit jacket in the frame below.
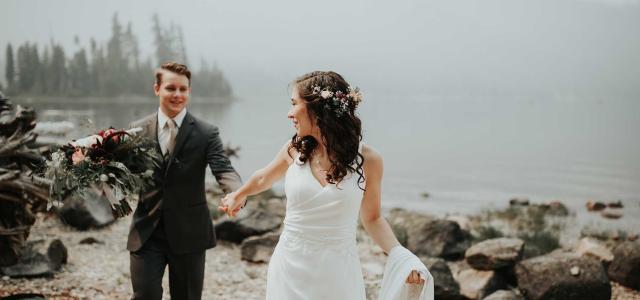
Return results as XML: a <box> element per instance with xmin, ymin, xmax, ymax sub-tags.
<box><xmin>127</xmin><ymin>112</ymin><xmax>241</xmax><ymax>254</ymax></box>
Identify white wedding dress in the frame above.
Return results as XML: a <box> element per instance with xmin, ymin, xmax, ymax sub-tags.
<box><xmin>266</xmin><ymin>149</ymin><xmax>367</xmax><ymax>299</ymax></box>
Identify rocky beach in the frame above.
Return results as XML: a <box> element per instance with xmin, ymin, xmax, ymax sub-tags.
<box><xmin>1</xmin><ymin>188</ymin><xmax>639</xmax><ymax>300</ymax></box>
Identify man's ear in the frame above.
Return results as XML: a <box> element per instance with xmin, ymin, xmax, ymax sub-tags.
<box><xmin>154</xmin><ymin>83</ymin><xmax>160</xmax><ymax>96</ymax></box>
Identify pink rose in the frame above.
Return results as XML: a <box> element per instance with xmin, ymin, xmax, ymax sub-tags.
<box><xmin>71</xmin><ymin>148</ymin><xmax>86</xmax><ymax>165</ymax></box>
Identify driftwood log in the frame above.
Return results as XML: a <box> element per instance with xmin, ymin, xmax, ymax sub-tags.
<box><xmin>0</xmin><ymin>92</ymin><xmax>50</xmax><ymax>267</ymax></box>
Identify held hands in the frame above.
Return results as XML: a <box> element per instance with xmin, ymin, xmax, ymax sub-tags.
<box><xmin>406</xmin><ymin>269</ymin><xmax>425</xmax><ymax>285</ymax></box>
<box><xmin>217</xmin><ymin>192</ymin><xmax>246</xmax><ymax>217</ymax></box>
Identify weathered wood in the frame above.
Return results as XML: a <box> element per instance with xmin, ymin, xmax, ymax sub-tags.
<box><xmin>0</xmin><ymin>92</ymin><xmax>49</xmax><ymax>267</ymax></box>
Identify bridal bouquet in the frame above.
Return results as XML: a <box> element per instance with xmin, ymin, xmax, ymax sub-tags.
<box><xmin>44</xmin><ymin>127</ymin><xmax>161</xmax><ymax>218</ymax></box>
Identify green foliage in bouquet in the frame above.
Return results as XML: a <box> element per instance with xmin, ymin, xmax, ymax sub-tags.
<box><xmin>45</xmin><ymin>128</ymin><xmax>161</xmax><ymax>218</ymax></box>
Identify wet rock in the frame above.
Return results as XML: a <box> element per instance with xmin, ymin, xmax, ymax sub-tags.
<box><xmin>608</xmin><ymin>241</ymin><xmax>640</xmax><ymax>290</ymax></box>
<box><xmin>586</xmin><ymin>201</ymin><xmax>606</xmax><ymax>211</ymax></box>
<box><xmin>515</xmin><ymin>252</ymin><xmax>611</xmax><ymax>300</ymax></box>
<box><xmin>0</xmin><ymin>239</ymin><xmax>68</xmax><ymax>278</ymax></box>
<box><xmin>421</xmin><ymin>257</ymin><xmax>463</xmax><ymax>300</ymax></box>
<box><xmin>547</xmin><ymin>201</ymin><xmax>569</xmax><ymax>216</ymax></box>
<box><xmin>601</xmin><ymin>208</ymin><xmax>623</xmax><ymax>219</ymax></box>
<box><xmin>608</xmin><ymin>200</ymin><xmax>624</xmax><ymax>208</ymax></box>
<box><xmin>482</xmin><ymin>289</ymin><xmax>523</xmax><ymax>300</ymax></box>
<box><xmin>465</xmin><ymin>238</ymin><xmax>524</xmax><ymax>270</ymax></box>
<box><xmin>57</xmin><ymin>191</ymin><xmax>115</xmax><ymax>230</ymax></box>
<box><xmin>575</xmin><ymin>237</ymin><xmax>613</xmax><ymax>263</ymax></box>
<box><xmin>509</xmin><ymin>198</ymin><xmax>529</xmax><ymax>207</ymax></box>
<box><xmin>387</xmin><ymin>208</ymin><xmax>471</xmax><ymax>260</ymax></box>
<box><xmin>215</xmin><ymin>208</ymin><xmax>282</xmax><ymax>243</ymax></box>
<box><xmin>240</xmin><ymin>233</ymin><xmax>280</xmax><ymax>263</ymax></box>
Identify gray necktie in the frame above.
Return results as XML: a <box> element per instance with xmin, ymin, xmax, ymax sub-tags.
<box><xmin>165</xmin><ymin>119</ymin><xmax>178</xmax><ymax>159</ymax></box>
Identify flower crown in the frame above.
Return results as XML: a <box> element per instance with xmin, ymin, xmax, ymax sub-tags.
<box><xmin>311</xmin><ymin>84</ymin><xmax>363</xmax><ymax>117</ymax></box>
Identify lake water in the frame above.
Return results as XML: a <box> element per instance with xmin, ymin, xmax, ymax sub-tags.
<box><xmin>16</xmin><ymin>94</ymin><xmax>640</xmax><ymax>231</ymax></box>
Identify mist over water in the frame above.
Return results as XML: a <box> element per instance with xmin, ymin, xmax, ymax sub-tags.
<box><xmin>2</xmin><ymin>0</ymin><xmax>640</xmax><ymax>97</ymax></box>
<box><xmin>4</xmin><ymin>0</ymin><xmax>640</xmax><ymax>230</ymax></box>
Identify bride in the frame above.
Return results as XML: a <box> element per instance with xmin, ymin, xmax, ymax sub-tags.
<box><xmin>219</xmin><ymin>71</ymin><xmax>432</xmax><ymax>299</ymax></box>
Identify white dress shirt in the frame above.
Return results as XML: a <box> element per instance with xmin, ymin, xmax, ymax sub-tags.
<box><xmin>157</xmin><ymin>107</ymin><xmax>187</xmax><ymax>156</ymax></box>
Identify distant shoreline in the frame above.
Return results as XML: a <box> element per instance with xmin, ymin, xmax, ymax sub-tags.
<box><xmin>10</xmin><ymin>95</ymin><xmax>237</xmax><ymax>105</ymax></box>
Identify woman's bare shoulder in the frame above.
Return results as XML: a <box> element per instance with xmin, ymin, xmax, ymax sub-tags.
<box><xmin>361</xmin><ymin>144</ymin><xmax>383</xmax><ymax>168</ymax></box>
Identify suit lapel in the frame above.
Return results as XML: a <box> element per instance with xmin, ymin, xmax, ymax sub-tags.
<box><xmin>165</xmin><ymin>112</ymin><xmax>195</xmax><ymax>175</ymax></box>
<box><xmin>145</xmin><ymin>113</ymin><xmax>162</xmax><ymax>156</ymax></box>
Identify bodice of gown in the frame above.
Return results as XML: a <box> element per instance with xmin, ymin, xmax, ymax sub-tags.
<box><xmin>282</xmin><ymin>154</ymin><xmax>364</xmax><ymax>245</ymax></box>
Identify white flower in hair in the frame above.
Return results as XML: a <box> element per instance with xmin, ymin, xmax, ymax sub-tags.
<box><xmin>320</xmin><ymin>90</ymin><xmax>333</xmax><ymax>99</ymax></box>
<box><xmin>348</xmin><ymin>86</ymin><xmax>363</xmax><ymax>104</ymax></box>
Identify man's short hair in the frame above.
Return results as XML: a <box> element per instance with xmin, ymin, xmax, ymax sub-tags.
<box><xmin>155</xmin><ymin>62</ymin><xmax>192</xmax><ymax>86</ymax></box>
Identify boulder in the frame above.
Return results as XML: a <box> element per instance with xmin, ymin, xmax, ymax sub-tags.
<box><xmin>465</xmin><ymin>238</ymin><xmax>524</xmax><ymax>270</ymax></box>
<box><xmin>240</xmin><ymin>233</ymin><xmax>280</xmax><ymax>263</ymax></box>
<box><xmin>607</xmin><ymin>200</ymin><xmax>623</xmax><ymax>208</ymax></box>
<box><xmin>515</xmin><ymin>252</ymin><xmax>611</xmax><ymax>300</ymax></box>
<box><xmin>421</xmin><ymin>257</ymin><xmax>463</xmax><ymax>300</ymax></box>
<box><xmin>547</xmin><ymin>201</ymin><xmax>569</xmax><ymax>217</ymax></box>
<box><xmin>0</xmin><ymin>239</ymin><xmax>67</xmax><ymax>278</ymax></box>
<box><xmin>607</xmin><ymin>241</ymin><xmax>640</xmax><ymax>290</ymax></box>
<box><xmin>509</xmin><ymin>198</ymin><xmax>530</xmax><ymax>207</ymax></box>
<box><xmin>387</xmin><ymin>208</ymin><xmax>471</xmax><ymax>260</ymax></box>
<box><xmin>483</xmin><ymin>290</ymin><xmax>523</xmax><ymax>300</ymax></box>
<box><xmin>57</xmin><ymin>190</ymin><xmax>115</xmax><ymax>230</ymax></box>
<box><xmin>261</xmin><ymin>198</ymin><xmax>286</xmax><ymax>218</ymax></box>
<box><xmin>445</xmin><ymin>215</ymin><xmax>472</xmax><ymax>231</ymax></box>
<box><xmin>215</xmin><ymin>208</ymin><xmax>282</xmax><ymax>243</ymax></box>
<box><xmin>601</xmin><ymin>208</ymin><xmax>623</xmax><ymax>219</ymax></box>
<box><xmin>575</xmin><ymin>237</ymin><xmax>614</xmax><ymax>263</ymax></box>
<box><xmin>454</xmin><ymin>267</ymin><xmax>505</xmax><ymax>299</ymax></box>
<box><xmin>586</xmin><ymin>201</ymin><xmax>606</xmax><ymax>211</ymax></box>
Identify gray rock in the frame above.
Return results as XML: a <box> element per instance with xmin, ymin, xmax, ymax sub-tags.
<box><xmin>601</xmin><ymin>208</ymin><xmax>623</xmax><ymax>219</ymax></box>
<box><xmin>387</xmin><ymin>208</ymin><xmax>471</xmax><ymax>260</ymax></box>
<box><xmin>575</xmin><ymin>237</ymin><xmax>613</xmax><ymax>263</ymax></box>
<box><xmin>0</xmin><ymin>239</ymin><xmax>68</xmax><ymax>278</ymax></box>
<box><xmin>586</xmin><ymin>201</ymin><xmax>606</xmax><ymax>211</ymax></box>
<box><xmin>547</xmin><ymin>201</ymin><xmax>569</xmax><ymax>217</ymax></box>
<box><xmin>607</xmin><ymin>241</ymin><xmax>640</xmax><ymax>290</ymax></box>
<box><xmin>58</xmin><ymin>190</ymin><xmax>115</xmax><ymax>230</ymax></box>
<box><xmin>515</xmin><ymin>252</ymin><xmax>611</xmax><ymax>300</ymax></box>
<box><xmin>465</xmin><ymin>238</ymin><xmax>524</xmax><ymax>270</ymax></box>
<box><xmin>240</xmin><ymin>233</ymin><xmax>280</xmax><ymax>263</ymax></box>
<box><xmin>509</xmin><ymin>198</ymin><xmax>530</xmax><ymax>206</ymax></box>
<box><xmin>454</xmin><ymin>267</ymin><xmax>505</xmax><ymax>300</ymax></box>
<box><xmin>421</xmin><ymin>257</ymin><xmax>463</xmax><ymax>300</ymax></box>
<box><xmin>215</xmin><ymin>208</ymin><xmax>283</xmax><ymax>243</ymax></box>
<box><xmin>483</xmin><ymin>290</ymin><xmax>523</xmax><ymax>300</ymax></box>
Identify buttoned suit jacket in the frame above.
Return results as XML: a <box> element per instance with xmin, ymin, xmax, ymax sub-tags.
<box><xmin>127</xmin><ymin>111</ymin><xmax>241</xmax><ymax>254</ymax></box>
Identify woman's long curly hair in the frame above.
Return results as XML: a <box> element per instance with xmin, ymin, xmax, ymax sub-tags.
<box><xmin>288</xmin><ymin>71</ymin><xmax>365</xmax><ymax>190</ymax></box>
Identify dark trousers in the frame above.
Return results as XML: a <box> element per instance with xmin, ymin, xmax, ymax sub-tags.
<box><xmin>130</xmin><ymin>220</ymin><xmax>206</xmax><ymax>300</ymax></box>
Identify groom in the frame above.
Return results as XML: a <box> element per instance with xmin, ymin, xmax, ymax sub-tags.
<box><xmin>127</xmin><ymin>62</ymin><xmax>241</xmax><ymax>300</ymax></box>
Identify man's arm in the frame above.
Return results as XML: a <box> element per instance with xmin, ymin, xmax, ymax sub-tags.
<box><xmin>206</xmin><ymin>125</ymin><xmax>242</xmax><ymax>194</ymax></box>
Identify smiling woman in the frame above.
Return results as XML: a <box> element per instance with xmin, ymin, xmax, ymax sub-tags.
<box><xmin>219</xmin><ymin>71</ymin><xmax>433</xmax><ymax>300</ymax></box>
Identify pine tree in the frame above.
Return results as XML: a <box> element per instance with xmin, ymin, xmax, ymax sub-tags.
<box><xmin>49</xmin><ymin>43</ymin><xmax>67</xmax><ymax>94</ymax></box>
<box><xmin>104</xmin><ymin>13</ymin><xmax>127</xmax><ymax>96</ymax></box>
<box><xmin>5</xmin><ymin>44</ymin><xmax>15</xmax><ymax>93</ymax></box>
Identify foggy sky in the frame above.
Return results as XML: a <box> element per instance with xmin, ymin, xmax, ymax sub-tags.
<box><xmin>2</xmin><ymin>0</ymin><xmax>640</xmax><ymax>99</ymax></box>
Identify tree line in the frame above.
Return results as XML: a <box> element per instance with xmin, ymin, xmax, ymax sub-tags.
<box><xmin>2</xmin><ymin>13</ymin><xmax>232</xmax><ymax>99</ymax></box>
